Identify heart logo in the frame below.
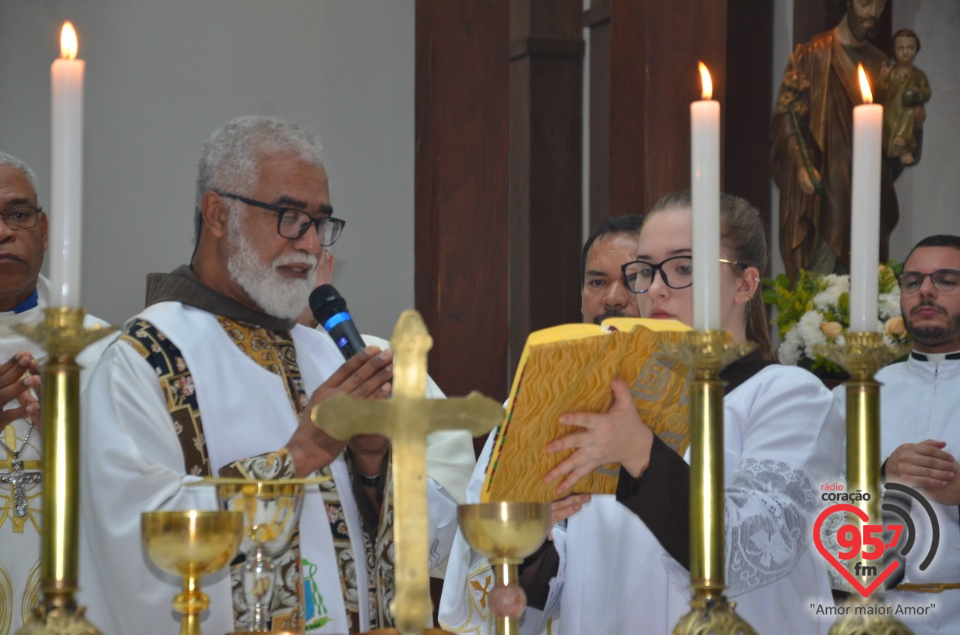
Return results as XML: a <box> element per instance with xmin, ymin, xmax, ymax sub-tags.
<box><xmin>812</xmin><ymin>504</ymin><xmax>902</xmax><ymax>597</ymax></box>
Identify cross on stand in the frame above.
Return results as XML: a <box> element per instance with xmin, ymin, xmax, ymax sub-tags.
<box><xmin>311</xmin><ymin>310</ymin><xmax>503</xmax><ymax>635</ymax></box>
<box><xmin>1</xmin><ymin>458</ymin><xmax>42</xmax><ymax>518</ymax></box>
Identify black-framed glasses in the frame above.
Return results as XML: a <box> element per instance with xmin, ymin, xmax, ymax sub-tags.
<box><xmin>0</xmin><ymin>206</ymin><xmax>42</xmax><ymax>230</ymax></box>
<box><xmin>898</xmin><ymin>269</ymin><xmax>960</xmax><ymax>295</ymax></box>
<box><xmin>621</xmin><ymin>256</ymin><xmax>741</xmax><ymax>294</ymax></box>
<box><xmin>217</xmin><ymin>191</ymin><xmax>345</xmax><ymax>246</ymax></box>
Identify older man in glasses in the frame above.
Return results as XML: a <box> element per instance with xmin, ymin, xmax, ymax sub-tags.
<box><xmin>0</xmin><ymin>152</ymin><xmax>111</xmax><ymax>631</ymax></box>
<box><xmin>835</xmin><ymin>234</ymin><xmax>960</xmax><ymax>633</ymax></box>
<box><xmin>78</xmin><ymin>116</ymin><xmax>473</xmax><ymax>635</ymax></box>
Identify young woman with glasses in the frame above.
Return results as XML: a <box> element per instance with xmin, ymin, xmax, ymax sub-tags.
<box><xmin>513</xmin><ymin>192</ymin><xmax>845</xmax><ymax>635</ymax></box>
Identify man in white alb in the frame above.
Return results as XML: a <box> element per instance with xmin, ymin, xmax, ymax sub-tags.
<box><xmin>840</xmin><ymin>235</ymin><xmax>960</xmax><ymax>634</ymax></box>
<box><xmin>77</xmin><ymin>116</ymin><xmax>474</xmax><ymax>634</ymax></box>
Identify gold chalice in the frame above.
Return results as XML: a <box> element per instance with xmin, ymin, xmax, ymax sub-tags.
<box><xmin>141</xmin><ymin>510</ymin><xmax>243</xmax><ymax>635</ymax></box>
<box><xmin>458</xmin><ymin>502</ymin><xmax>551</xmax><ymax>635</ymax></box>
<box><xmin>216</xmin><ymin>481</ymin><xmax>305</xmax><ymax>633</ymax></box>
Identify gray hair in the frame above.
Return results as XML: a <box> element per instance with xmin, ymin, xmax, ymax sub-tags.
<box><xmin>0</xmin><ymin>152</ymin><xmax>39</xmax><ymax>200</ymax></box>
<box><xmin>193</xmin><ymin>116</ymin><xmax>324</xmax><ymax>243</ymax></box>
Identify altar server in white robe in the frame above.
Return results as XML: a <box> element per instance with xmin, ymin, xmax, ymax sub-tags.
<box><xmin>0</xmin><ymin>153</ymin><xmax>111</xmax><ymax>634</ymax></box>
<box><xmin>77</xmin><ymin>116</ymin><xmax>474</xmax><ymax>635</ymax></box>
<box><xmin>441</xmin><ymin>192</ymin><xmax>844</xmax><ymax>635</ymax></box>
<box><xmin>835</xmin><ymin>235</ymin><xmax>960</xmax><ymax>634</ymax></box>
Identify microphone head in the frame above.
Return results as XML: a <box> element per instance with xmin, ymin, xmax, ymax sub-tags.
<box><xmin>310</xmin><ymin>284</ymin><xmax>347</xmax><ymax>322</ymax></box>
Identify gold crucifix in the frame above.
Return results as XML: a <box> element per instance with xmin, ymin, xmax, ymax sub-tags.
<box><xmin>311</xmin><ymin>310</ymin><xmax>502</xmax><ymax>635</ymax></box>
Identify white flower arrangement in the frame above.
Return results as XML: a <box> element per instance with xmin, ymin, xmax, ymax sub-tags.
<box><xmin>763</xmin><ymin>264</ymin><xmax>909</xmax><ymax>376</ymax></box>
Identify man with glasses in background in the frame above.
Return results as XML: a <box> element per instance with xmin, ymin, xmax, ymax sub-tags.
<box><xmin>0</xmin><ymin>152</ymin><xmax>110</xmax><ymax>632</ymax></box>
<box><xmin>580</xmin><ymin>215</ymin><xmax>643</xmax><ymax>324</ymax></box>
<box><xmin>836</xmin><ymin>234</ymin><xmax>960</xmax><ymax>634</ymax></box>
<box><xmin>78</xmin><ymin>116</ymin><xmax>471</xmax><ymax>634</ymax></box>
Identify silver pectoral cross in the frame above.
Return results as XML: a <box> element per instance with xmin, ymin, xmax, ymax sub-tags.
<box><xmin>0</xmin><ymin>458</ymin><xmax>42</xmax><ymax>517</ymax></box>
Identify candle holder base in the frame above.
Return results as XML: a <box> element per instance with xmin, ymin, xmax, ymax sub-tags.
<box><xmin>827</xmin><ymin>595</ymin><xmax>913</xmax><ymax>635</ymax></box>
<box><xmin>662</xmin><ymin>330</ymin><xmax>756</xmax><ymax>376</ymax></box>
<box><xmin>813</xmin><ymin>331</ymin><xmax>909</xmax><ymax>380</ymax></box>
<box><xmin>671</xmin><ymin>595</ymin><xmax>757</xmax><ymax>635</ymax></box>
<box><xmin>16</xmin><ymin>601</ymin><xmax>103</xmax><ymax>635</ymax></box>
<box><xmin>12</xmin><ymin>308</ymin><xmax>117</xmax><ymax>359</ymax></box>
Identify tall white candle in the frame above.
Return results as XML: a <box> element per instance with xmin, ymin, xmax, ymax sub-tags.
<box><xmin>50</xmin><ymin>22</ymin><xmax>84</xmax><ymax>308</ymax></box>
<box><xmin>691</xmin><ymin>62</ymin><xmax>721</xmax><ymax>330</ymax></box>
<box><xmin>849</xmin><ymin>64</ymin><xmax>881</xmax><ymax>332</ymax></box>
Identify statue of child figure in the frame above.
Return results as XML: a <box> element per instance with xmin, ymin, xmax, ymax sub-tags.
<box><xmin>881</xmin><ymin>28</ymin><xmax>932</xmax><ymax>170</ymax></box>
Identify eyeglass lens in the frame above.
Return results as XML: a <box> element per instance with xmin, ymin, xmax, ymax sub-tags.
<box><xmin>277</xmin><ymin>210</ymin><xmax>343</xmax><ymax>245</ymax></box>
<box><xmin>0</xmin><ymin>207</ymin><xmax>40</xmax><ymax>230</ymax></box>
<box><xmin>899</xmin><ymin>270</ymin><xmax>960</xmax><ymax>294</ymax></box>
<box><xmin>623</xmin><ymin>256</ymin><xmax>693</xmax><ymax>293</ymax></box>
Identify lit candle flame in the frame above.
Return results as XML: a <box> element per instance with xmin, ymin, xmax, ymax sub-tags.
<box><xmin>857</xmin><ymin>63</ymin><xmax>873</xmax><ymax>104</ymax></box>
<box><xmin>60</xmin><ymin>22</ymin><xmax>78</xmax><ymax>60</ymax></box>
<box><xmin>698</xmin><ymin>62</ymin><xmax>713</xmax><ymax>100</ymax></box>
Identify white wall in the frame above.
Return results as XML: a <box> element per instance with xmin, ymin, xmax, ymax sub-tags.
<box><xmin>0</xmin><ymin>0</ymin><xmax>415</xmax><ymax>336</ymax></box>
<box><xmin>770</xmin><ymin>0</ymin><xmax>960</xmax><ymax>274</ymax></box>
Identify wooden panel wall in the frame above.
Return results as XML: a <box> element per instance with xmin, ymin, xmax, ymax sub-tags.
<box><xmin>507</xmin><ymin>0</ymin><xmax>585</xmax><ymax>374</ymax></box>
<box><xmin>415</xmin><ymin>1</ymin><xmax>510</xmax><ymax>401</ymax></box>
<box><xmin>588</xmin><ymin>0</ymin><xmax>773</xmax><ymax>225</ymax></box>
<box><xmin>416</xmin><ymin>0</ymin><xmax>777</xmax><ymax>401</ymax></box>
<box><xmin>416</xmin><ymin>0</ymin><xmax>583</xmax><ymax>401</ymax></box>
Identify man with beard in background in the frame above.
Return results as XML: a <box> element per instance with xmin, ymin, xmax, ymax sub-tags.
<box><xmin>836</xmin><ymin>235</ymin><xmax>960</xmax><ymax>633</ymax></box>
<box><xmin>78</xmin><ymin>116</ymin><xmax>469</xmax><ymax>634</ymax></box>
<box><xmin>579</xmin><ymin>215</ymin><xmax>643</xmax><ymax>324</ymax></box>
<box><xmin>772</xmin><ymin>0</ymin><xmax>900</xmax><ymax>282</ymax></box>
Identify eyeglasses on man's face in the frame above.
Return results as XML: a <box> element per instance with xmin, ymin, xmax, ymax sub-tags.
<box><xmin>217</xmin><ymin>191</ymin><xmax>345</xmax><ymax>246</ymax></box>
<box><xmin>898</xmin><ymin>269</ymin><xmax>960</xmax><ymax>295</ymax></box>
<box><xmin>0</xmin><ymin>206</ymin><xmax>42</xmax><ymax>231</ymax></box>
<box><xmin>621</xmin><ymin>256</ymin><xmax>741</xmax><ymax>294</ymax></box>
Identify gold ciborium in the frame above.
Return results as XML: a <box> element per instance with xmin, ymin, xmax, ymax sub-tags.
<box><xmin>216</xmin><ymin>481</ymin><xmax>305</xmax><ymax>633</ymax></box>
<box><xmin>141</xmin><ymin>510</ymin><xmax>244</xmax><ymax>635</ymax></box>
<box><xmin>458</xmin><ymin>502</ymin><xmax>551</xmax><ymax>635</ymax></box>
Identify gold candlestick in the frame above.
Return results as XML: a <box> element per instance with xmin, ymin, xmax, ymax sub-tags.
<box><xmin>665</xmin><ymin>330</ymin><xmax>757</xmax><ymax>635</ymax></box>
<box><xmin>816</xmin><ymin>332</ymin><xmax>913</xmax><ymax>635</ymax></box>
<box><xmin>15</xmin><ymin>308</ymin><xmax>116</xmax><ymax>635</ymax></box>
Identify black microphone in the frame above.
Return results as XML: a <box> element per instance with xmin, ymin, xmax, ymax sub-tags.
<box><xmin>310</xmin><ymin>284</ymin><xmax>366</xmax><ymax>360</ymax></box>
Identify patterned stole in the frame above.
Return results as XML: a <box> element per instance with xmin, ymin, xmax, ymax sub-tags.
<box><xmin>122</xmin><ymin>317</ymin><xmax>395</xmax><ymax>633</ymax></box>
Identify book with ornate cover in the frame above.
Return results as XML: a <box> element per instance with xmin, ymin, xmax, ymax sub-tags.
<box><xmin>480</xmin><ymin>318</ymin><xmax>692</xmax><ymax>503</ymax></box>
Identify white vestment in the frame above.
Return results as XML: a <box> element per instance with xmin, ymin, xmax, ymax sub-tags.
<box><xmin>78</xmin><ymin>302</ymin><xmax>474</xmax><ymax>635</ymax></box>
<box><xmin>835</xmin><ymin>354</ymin><xmax>960</xmax><ymax>634</ymax></box>
<box><xmin>441</xmin><ymin>364</ymin><xmax>844</xmax><ymax>635</ymax></box>
<box><xmin>0</xmin><ymin>277</ymin><xmax>111</xmax><ymax>634</ymax></box>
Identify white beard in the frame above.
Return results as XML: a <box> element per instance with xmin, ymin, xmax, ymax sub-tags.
<box><xmin>226</xmin><ymin>212</ymin><xmax>317</xmax><ymax>321</ymax></box>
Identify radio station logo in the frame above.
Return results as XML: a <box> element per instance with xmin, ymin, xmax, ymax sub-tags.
<box><xmin>813</xmin><ymin>482</ymin><xmax>940</xmax><ymax>597</ymax></box>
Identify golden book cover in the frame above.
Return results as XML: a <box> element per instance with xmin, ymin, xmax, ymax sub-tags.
<box><xmin>481</xmin><ymin>318</ymin><xmax>692</xmax><ymax>503</ymax></box>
